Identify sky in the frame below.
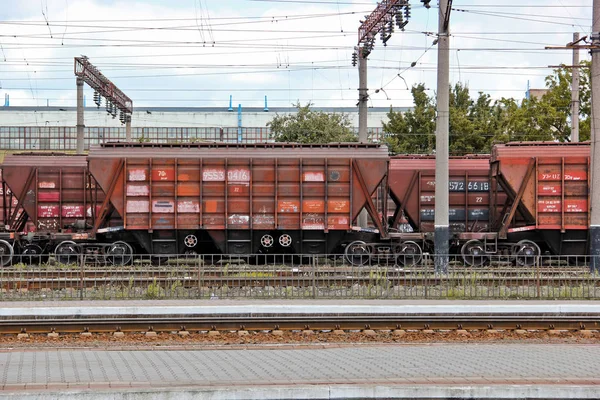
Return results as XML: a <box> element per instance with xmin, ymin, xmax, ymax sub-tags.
<box><xmin>0</xmin><ymin>0</ymin><xmax>592</xmax><ymax>116</ymax></box>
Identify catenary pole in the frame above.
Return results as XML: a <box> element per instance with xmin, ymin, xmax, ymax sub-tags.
<box><xmin>76</xmin><ymin>77</ymin><xmax>85</xmax><ymax>155</ymax></box>
<box><xmin>354</xmin><ymin>0</ymin><xmax>413</xmax><ymax>228</ymax></box>
<box><xmin>358</xmin><ymin>52</ymin><xmax>368</xmax><ymax>143</ymax></box>
<box><xmin>74</xmin><ymin>57</ymin><xmax>133</xmax><ymax>150</ymax></box>
<box><xmin>591</xmin><ymin>0</ymin><xmax>600</xmax><ymax>271</ymax></box>
<box><xmin>358</xmin><ymin>51</ymin><xmax>369</xmax><ymax>228</ymax></box>
<box><xmin>126</xmin><ymin>117</ymin><xmax>132</xmax><ymax>142</ymax></box>
<box><xmin>434</xmin><ymin>0</ymin><xmax>450</xmax><ymax>273</ymax></box>
<box><xmin>572</xmin><ymin>32</ymin><xmax>580</xmax><ymax>143</ymax></box>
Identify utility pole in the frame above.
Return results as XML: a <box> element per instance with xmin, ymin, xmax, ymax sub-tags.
<box><xmin>434</xmin><ymin>0</ymin><xmax>451</xmax><ymax>274</ymax></box>
<box><xmin>76</xmin><ymin>77</ymin><xmax>85</xmax><ymax>154</ymax></box>
<box><xmin>572</xmin><ymin>32</ymin><xmax>580</xmax><ymax>143</ymax></box>
<box><xmin>591</xmin><ymin>0</ymin><xmax>600</xmax><ymax>271</ymax></box>
<box><xmin>74</xmin><ymin>56</ymin><xmax>133</xmax><ymax>153</ymax></box>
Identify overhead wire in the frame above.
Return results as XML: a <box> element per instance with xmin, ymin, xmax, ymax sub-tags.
<box><xmin>0</xmin><ymin>1</ymin><xmax>589</xmax><ymax>108</ymax></box>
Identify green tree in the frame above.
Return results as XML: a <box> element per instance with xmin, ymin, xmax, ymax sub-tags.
<box><xmin>489</xmin><ymin>63</ymin><xmax>591</xmax><ymax>144</ymax></box>
<box><xmin>383</xmin><ymin>62</ymin><xmax>591</xmax><ymax>155</ymax></box>
<box><xmin>469</xmin><ymin>92</ymin><xmax>509</xmax><ymax>149</ymax></box>
<box><xmin>268</xmin><ymin>102</ymin><xmax>357</xmax><ymax>143</ymax></box>
<box><xmin>384</xmin><ymin>83</ymin><xmax>507</xmax><ymax>155</ymax></box>
<box><xmin>541</xmin><ymin>61</ymin><xmax>591</xmax><ymax>141</ymax></box>
<box><xmin>493</xmin><ymin>97</ymin><xmax>555</xmax><ymax>142</ymax></box>
<box><xmin>382</xmin><ymin>84</ymin><xmax>436</xmax><ymax>154</ymax></box>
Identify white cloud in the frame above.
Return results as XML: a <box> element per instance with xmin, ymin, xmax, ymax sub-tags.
<box><xmin>0</xmin><ymin>0</ymin><xmax>592</xmax><ymax>111</ymax></box>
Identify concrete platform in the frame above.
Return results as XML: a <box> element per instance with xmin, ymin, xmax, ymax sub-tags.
<box><xmin>0</xmin><ymin>344</ymin><xmax>600</xmax><ymax>399</ymax></box>
<box><xmin>0</xmin><ymin>299</ymin><xmax>599</xmax><ymax>318</ymax></box>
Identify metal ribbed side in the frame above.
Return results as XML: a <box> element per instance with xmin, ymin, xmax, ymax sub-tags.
<box><xmin>492</xmin><ymin>143</ymin><xmax>590</xmax><ymax>161</ymax></box>
<box><xmin>390</xmin><ymin>156</ymin><xmax>490</xmax><ymax>171</ymax></box>
<box><xmin>2</xmin><ymin>155</ymin><xmax>88</xmax><ymax>167</ymax></box>
<box><xmin>89</xmin><ymin>142</ymin><xmax>390</xmax><ymax>159</ymax></box>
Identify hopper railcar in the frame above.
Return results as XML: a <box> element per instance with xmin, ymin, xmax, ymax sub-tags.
<box><xmin>0</xmin><ymin>141</ymin><xmax>592</xmax><ymax>267</ymax></box>
<box><xmin>87</xmin><ymin>142</ymin><xmax>390</xmax><ymax>258</ymax></box>
<box><xmin>0</xmin><ymin>153</ymin><xmax>128</xmax><ymax>265</ymax></box>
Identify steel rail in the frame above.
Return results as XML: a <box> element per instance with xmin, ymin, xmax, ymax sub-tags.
<box><xmin>1</xmin><ymin>314</ymin><xmax>599</xmax><ymax>334</ymax></box>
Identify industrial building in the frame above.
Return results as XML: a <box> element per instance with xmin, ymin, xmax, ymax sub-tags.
<box><xmin>0</xmin><ymin>105</ymin><xmax>403</xmax><ymax>150</ymax></box>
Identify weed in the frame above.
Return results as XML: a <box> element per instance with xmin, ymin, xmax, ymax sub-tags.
<box><xmin>145</xmin><ymin>279</ymin><xmax>164</xmax><ymax>299</ymax></box>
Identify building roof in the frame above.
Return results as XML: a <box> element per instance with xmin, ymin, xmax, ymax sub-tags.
<box><xmin>0</xmin><ymin>106</ymin><xmax>409</xmax><ymax>113</ymax></box>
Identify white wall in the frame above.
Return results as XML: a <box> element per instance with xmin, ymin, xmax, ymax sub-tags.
<box><xmin>0</xmin><ymin>106</ymin><xmax>407</xmax><ymax>129</ymax></box>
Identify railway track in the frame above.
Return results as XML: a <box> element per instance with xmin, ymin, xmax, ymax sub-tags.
<box><xmin>1</xmin><ymin>313</ymin><xmax>598</xmax><ymax>335</ymax></box>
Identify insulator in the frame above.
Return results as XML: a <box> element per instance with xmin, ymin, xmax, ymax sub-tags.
<box><xmin>396</xmin><ymin>13</ymin><xmax>404</xmax><ymax>26</ymax></box>
<box><xmin>351</xmin><ymin>51</ymin><xmax>358</xmax><ymax>67</ymax></box>
<box><xmin>119</xmin><ymin>110</ymin><xmax>125</xmax><ymax>124</ymax></box>
<box><xmin>106</xmin><ymin>101</ymin><xmax>112</xmax><ymax>114</ymax></box>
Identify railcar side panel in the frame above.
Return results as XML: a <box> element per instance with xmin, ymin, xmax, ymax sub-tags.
<box><xmin>1</xmin><ymin>154</ymin><xmax>109</xmax><ymax>235</ymax></box>
<box><xmin>88</xmin><ymin>143</ymin><xmax>389</xmax><ymax>255</ymax></box>
<box><xmin>491</xmin><ymin>142</ymin><xmax>590</xmax><ymax>254</ymax></box>
<box><xmin>388</xmin><ymin>155</ymin><xmax>502</xmax><ymax>235</ymax></box>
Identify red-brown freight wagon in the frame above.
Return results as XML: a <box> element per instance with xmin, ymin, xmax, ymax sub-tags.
<box><xmin>386</xmin><ymin>155</ymin><xmax>511</xmax><ymax>264</ymax></box>
<box><xmin>87</xmin><ymin>142</ymin><xmax>389</xmax><ymax>256</ymax></box>
<box><xmin>0</xmin><ymin>168</ymin><xmax>24</xmax><ymax>265</ymax></box>
<box><xmin>388</xmin><ymin>155</ymin><xmax>494</xmax><ymax>234</ymax></box>
<box><xmin>0</xmin><ymin>169</ymin><xmax>23</xmax><ymax>231</ymax></box>
<box><xmin>1</xmin><ymin>154</ymin><xmax>126</xmax><ymax>265</ymax></box>
<box><xmin>491</xmin><ymin>142</ymin><xmax>590</xmax><ymax>256</ymax></box>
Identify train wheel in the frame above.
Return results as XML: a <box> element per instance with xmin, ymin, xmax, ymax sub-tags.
<box><xmin>344</xmin><ymin>240</ymin><xmax>371</xmax><ymax>266</ymax></box>
<box><xmin>461</xmin><ymin>240</ymin><xmax>489</xmax><ymax>267</ymax></box>
<box><xmin>184</xmin><ymin>235</ymin><xmax>198</xmax><ymax>248</ymax></box>
<box><xmin>279</xmin><ymin>234</ymin><xmax>293</xmax><ymax>248</ymax></box>
<box><xmin>394</xmin><ymin>241</ymin><xmax>422</xmax><ymax>267</ymax></box>
<box><xmin>0</xmin><ymin>240</ymin><xmax>14</xmax><ymax>266</ymax></box>
<box><xmin>514</xmin><ymin>240</ymin><xmax>540</xmax><ymax>267</ymax></box>
<box><xmin>260</xmin><ymin>234</ymin><xmax>274</xmax><ymax>248</ymax></box>
<box><xmin>55</xmin><ymin>241</ymin><xmax>80</xmax><ymax>265</ymax></box>
<box><xmin>20</xmin><ymin>244</ymin><xmax>44</xmax><ymax>265</ymax></box>
<box><xmin>106</xmin><ymin>241</ymin><xmax>133</xmax><ymax>266</ymax></box>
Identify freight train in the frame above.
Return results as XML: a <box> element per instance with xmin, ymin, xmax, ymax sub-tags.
<box><xmin>0</xmin><ymin>141</ymin><xmax>591</xmax><ymax>266</ymax></box>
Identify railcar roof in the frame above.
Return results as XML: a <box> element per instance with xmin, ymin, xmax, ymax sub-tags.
<box><xmin>2</xmin><ymin>153</ymin><xmax>87</xmax><ymax>167</ymax></box>
<box><xmin>88</xmin><ymin>141</ymin><xmax>390</xmax><ymax>158</ymax></box>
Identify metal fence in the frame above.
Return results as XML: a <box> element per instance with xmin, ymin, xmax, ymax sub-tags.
<box><xmin>0</xmin><ymin>127</ymin><xmax>387</xmax><ymax>150</ymax></box>
<box><xmin>0</xmin><ymin>253</ymin><xmax>599</xmax><ymax>301</ymax></box>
